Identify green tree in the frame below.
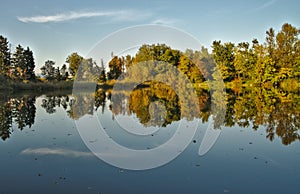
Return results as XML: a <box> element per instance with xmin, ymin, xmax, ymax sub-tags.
<box><xmin>234</xmin><ymin>42</ymin><xmax>257</xmax><ymax>82</ymax></box>
<box><xmin>135</xmin><ymin>44</ymin><xmax>181</xmax><ymax>66</ymax></box>
<box><xmin>11</xmin><ymin>45</ymin><xmax>35</xmax><ymax>81</ymax></box>
<box><xmin>40</xmin><ymin>60</ymin><xmax>55</xmax><ymax>81</ymax></box>
<box><xmin>212</xmin><ymin>41</ymin><xmax>235</xmax><ymax>82</ymax></box>
<box><xmin>135</xmin><ymin>44</ymin><xmax>158</xmax><ymax>62</ymax></box>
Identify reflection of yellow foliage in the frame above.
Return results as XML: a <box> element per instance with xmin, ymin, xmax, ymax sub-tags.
<box><xmin>129</xmin><ymin>82</ymin><xmax>180</xmax><ymax>127</ymax></box>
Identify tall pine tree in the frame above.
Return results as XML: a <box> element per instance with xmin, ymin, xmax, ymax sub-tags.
<box><xmin>23</xmin><ymin>47</ymin><xmax>35</xmax><ymax>80</ymax></box>
<box><xmin>11</xmin><ymin>45</ymin><xmax>25</xmax><ymax>80</ymax></box>
<box><xmin>0</xmin><ymin>35</ymin><xmax>11</xmax><ymax>77</ymax></box>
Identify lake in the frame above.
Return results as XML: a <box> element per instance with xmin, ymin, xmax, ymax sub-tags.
<box><xmin>0</xmin><ymin>85</ymin><xmax>299</xmax><ymax>193</ymax></box>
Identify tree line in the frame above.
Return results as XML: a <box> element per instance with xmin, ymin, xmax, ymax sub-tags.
<box><xmin>0</xmin><ymin>23</ymin><xmax>299</xmax><ymax>88</ymax></box>
<box><xmin>84</xmin><ymin>23</ymin><xmax>298</xmax><ymax>90</ymax></box>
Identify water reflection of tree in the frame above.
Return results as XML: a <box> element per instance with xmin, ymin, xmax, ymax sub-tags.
<box><xmin>108</xmin><ymin>81</ymin><xmax>211</xmax><ymax>127</ymax></box>
<box><xmin>128</xmin><ymin>83</ymin><xmax>181</xmax><ymax>127</ymax></box>
<box><xmin>49</xmin><ymin>88</ymin><xmax>300</xmax><ymax>145</ymax></box>
<box><xmin>68</xmin><ymin>90</ymin><xmax>106</xmax><ymax>120</ymax></box>
<box><xmin>231</xmin><ymin>87</ymin><xmax>300</xmax><ymax>145</ymax></box>
<box><xmin>0</xmin><ymin>96</ymin><xmax>36</xmax><ymax>140</ymax></box>
<box><xmin>2</xmin><ymin>88</ymin><xmax>297</xmax><ymax>145</ymax></box>
<box><xmin>41</xmin><ymin>95</ymin><xmax>71</xmax><ymax>114</ymax></box>
<box><xmin>0</xmin><ymin>100</ymin><xmax>12</xmax><ymax>140</ymax></box>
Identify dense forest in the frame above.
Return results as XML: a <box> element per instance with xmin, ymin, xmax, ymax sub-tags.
<box><xmin>0</xmin><ymin>23</ymin><xmax>299</xmax><ymax>91</ymax></box>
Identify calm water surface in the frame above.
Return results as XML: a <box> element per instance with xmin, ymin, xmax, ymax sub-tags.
<box><xmin>0</xmin><ymin>87</ymin><xmax>299</xmax><ymax>193</ymax></box>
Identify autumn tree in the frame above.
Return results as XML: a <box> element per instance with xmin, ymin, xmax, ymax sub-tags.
<box><xmin>275</xmin><ymin>23</ymin><xmax>299</xmax><ymax>69</ymax></box>
<box><xmin>107</xmin><ymin>56</ymin><xmax>124</xmax><ymax>80</ymax></box>
<box><xmin>66</xmin><ymin>52</ymin><xmax>84</xmax><ymax>77</ymax></box>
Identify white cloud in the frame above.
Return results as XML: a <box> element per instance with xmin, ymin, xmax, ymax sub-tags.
<box><xmin>17</xmin><ymin>10</ymin><xmax>151</xmax><ymax>23</ymax></box>
<box><xmin>21</xmin><ymin>147</ymin><xmax>94</xmax><ymax>157</ymax></box>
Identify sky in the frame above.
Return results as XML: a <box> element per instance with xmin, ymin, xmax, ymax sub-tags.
<box><xmin>0</xmin><ymin>0</ymin><xmax>299</xmax><ymax>72</ymax></box>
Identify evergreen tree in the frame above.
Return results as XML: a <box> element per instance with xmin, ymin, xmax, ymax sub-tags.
<box><xmin>11</xmin><ymin>44</ymin><xmax>25</xmax><ymax>80</ymax></box>
<box><xmin>0</xmin><ymin>35</ymin><xmax>10</xmax><ymax>77</ymax></box>
<box><xmin>23</xmin><ymin>47</ymin><xmax>35</xmax><ymax>80</ymax></box>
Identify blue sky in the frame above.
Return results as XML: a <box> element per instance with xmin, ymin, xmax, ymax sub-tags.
<box><xmin>0</xmin><ymin>0</ymin><xmax>299</xmax><ymax>71</ymax></box>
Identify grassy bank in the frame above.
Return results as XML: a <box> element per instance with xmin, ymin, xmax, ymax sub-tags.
<box><xmin>0</xmin><ymin>79</ymin><xmax>74</xmax><ymax>92</ymax></box>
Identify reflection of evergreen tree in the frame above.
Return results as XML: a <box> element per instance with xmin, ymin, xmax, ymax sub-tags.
<box><xmin>0</xmin><ymin>96</ymin><xmax>36</xmax><ymax>140</ymax></box>
<box><xmin>13</xmin><ymin>97</ymin><xmax>36</xmax><ymax>130</ymax></box>
<box><xmin>0</xmin><ymin>101</ymin><xmax>12</xmax><ymax>140</ymax></box>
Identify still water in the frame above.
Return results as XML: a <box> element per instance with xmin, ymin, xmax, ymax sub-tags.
<box><xmin>0</xmin><ymin>86</ymin><xmax>299</xmax><ymax>193</ymax></box>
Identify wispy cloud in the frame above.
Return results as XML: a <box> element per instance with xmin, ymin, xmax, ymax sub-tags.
<box><xmin>17</xmin><ymin>10</ymin><xmax>151</xmax><ymax>23</ymax></box>
<box><xmin>21</xmin><ymin>147</ymin><xmax>94</xmax><ymax>157</ymax></box>
<box><xmin>253</xmin><ymin>0</ymin><xmax>277</xmax><ymax>12</ymax></box>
